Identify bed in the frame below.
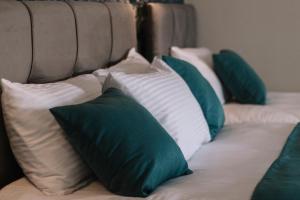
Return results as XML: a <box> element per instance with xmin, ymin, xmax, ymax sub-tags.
<box><xmin>0</xmin><ymin>0</ymin><xmax>136</xmax><ymax>191</ymax></box>
<box><xmin>0</xmin><ymin>1</ymin><xmax>299</xmax><ymax>200</ymax></box>
<box><xmin>0</xmin><ymin>123</ymin><xmax>295</xmax><ymax>200</ymax></box>
<box><xmin>224</xmin><ymin>92</ymin><xmax>300</xmax><ymax>124</ymax></box>
<box><xmin>140</xmin><ymin>3</ymin><xmax>300</xmax><ymax>125</ymax></box>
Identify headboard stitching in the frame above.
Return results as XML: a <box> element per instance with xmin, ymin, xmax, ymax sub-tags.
<box><xmin>102</xmin><ymin>2</ymin><xmax>114</xmax><ymax>64</ymax></box>
<box><xmin>64</xmin><ymin>1</ymin><xmax>79</xmax><ymax>76</ymax></box>
<box><xmin>20</xmin><ymin>1</ymin><xmax>34</xmax><ymax>81</ymax></box>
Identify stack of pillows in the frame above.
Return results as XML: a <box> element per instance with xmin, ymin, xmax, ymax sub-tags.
<box><xmin>1</xmin><ymin>47</ymin><xmax>266</xmax><ymax>197</ymax></box>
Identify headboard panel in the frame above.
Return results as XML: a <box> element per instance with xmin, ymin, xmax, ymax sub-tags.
<box><xmin>0</xmin><ymin>1</ymin><xmax>32</xmax><ymax>83</ymax></box>
<box><xmin>140</xmin><ymin>3</ymin><xmax>197</xmax><ymax>60</ymax></box>
<box><xmin>0</xmin><ymin>0</ymin><xmax>136</xmax><ymax>84</ymax></box>
<box><xmin>0</xmin><ymin>0</ymin><xmax>136</xmax><ymax>189</ymax></box>
<box><xmin>25</xmin><ymin>1</ymin><xmax>78</xmax><ymax>83</ymax></box>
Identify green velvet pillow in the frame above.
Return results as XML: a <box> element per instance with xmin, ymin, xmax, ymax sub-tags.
<box><xmin>50</xmin><ymin>88</ymin><xmax>192</xmax><ymax>197</ymax></box>
<box><xmin>213</xmin><ymin>50</ymin><xmax>266</xmax><ymax>104</ymax></box>
<box><xmin>162</xmin><ymin>56</ymin><xmax>224</xmax><ymax>140</ymax></box>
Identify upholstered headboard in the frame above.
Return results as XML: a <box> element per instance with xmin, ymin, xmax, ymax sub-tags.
<box><xmin>140</xmin><ymin>3</ymin><xmax>197</xmax><ymax>60</ymax></box>
<box><xmin>0</xmin><ymin>0</ymin><xmax>136</xmax><ymax>189</ymax></box>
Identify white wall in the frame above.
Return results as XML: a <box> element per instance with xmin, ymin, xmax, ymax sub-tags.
<box><xmin>186</xmin><ymin>0</ymin><xmax>300</xmax><ymax>92</ymax></box>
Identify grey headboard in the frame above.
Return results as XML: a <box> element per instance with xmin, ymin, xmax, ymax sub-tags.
<box><xmin>0</xmin><ymin>0</ymin><xmax>136</xmax><ymax>189</ymax></box>
<box><xmin>140</xmin><ymin>3</ymin><xmax>197</xmax><ymax>60</ymax></box>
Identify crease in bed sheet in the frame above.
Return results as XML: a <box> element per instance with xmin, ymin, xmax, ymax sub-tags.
<box><xmin>224</xmin><ymin>92</ymin><xmax>300</xmax><ymax>125</ymax></box>
<box><xmin>0</xmin><ymin>123</ymin><xmax>294</xmax><ymax>200</ymax></box>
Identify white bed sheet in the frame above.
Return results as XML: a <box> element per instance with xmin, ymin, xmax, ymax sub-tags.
<box><xmin>225</xmin><ymin>92</ymin><xmax>300</xmax><ymax>125</ymax></box>
<box><xmin>0</xmin><ymin>123</ymin><xmax>294</xmax><ymax>200</ymax></box>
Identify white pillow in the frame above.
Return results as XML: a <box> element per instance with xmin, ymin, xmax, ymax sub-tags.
<box><xmin>179</xmin><ymin>47</ymin><xmax>214</xmax><ymax>68</ymax></box>
<box><xmin>93</xmin><ymin>48</ymin><xmax>154</xmax><ymax>85</ymax></box>
<box><xmin>104</xmin><ymin>62</ymin><xmax>210</xmax><ymax>160</ymax></box>
<box><xmin>1</xmin><ymin>74</ymin><xmax>102</xmax><ymax>195</ymax></box>
<box><xmin>171</xmin><ymin>46</ymin><xmax>225</xmax><ymax>104</ymax></box>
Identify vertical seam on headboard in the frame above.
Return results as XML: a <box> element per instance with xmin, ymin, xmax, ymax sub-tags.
<box><xmin>184</xmin><ymin>6</ymin><xmax>189</xmax><ymax>47</ymax></box>
<box><xmin>102</xmin><ymin>2</ymin><xmax>114</xmax><ymax>64</ymax></box>
<box><xmin>64</xmin><ymin>1</ymin><xmax>79</xmax><ymax>76</ymax></box>
<box><xmin>20</xmin><ymin>1</ymin><xmax>33</xmax><ymax>83</ymax></box>
<box><xmin>170</xmin><ymin>5</ymin><xmax>176</xmax><ymax>50</ymax></box>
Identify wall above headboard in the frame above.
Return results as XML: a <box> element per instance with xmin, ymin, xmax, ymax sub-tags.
<box><xmin>187</xmin><ymin>0</ymin><xmax>300</xmax><ymax>92</ymax></box>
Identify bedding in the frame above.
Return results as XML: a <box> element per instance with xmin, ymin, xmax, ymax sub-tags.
<box><xmin>93</xmin><ymin>48</ymin><xmax>153</xmax><ymax>85</ymax></box>
<box><xmin>224</xmin><ymin>92</ymin><xmax>300</xmax><ymax>125</ymax></box>
<box><xmin>1</xmin><ymin>75</ymin><xmax>102</xmax><ymax>195</ymax></box>
<box><xmin>0</xmin><ymin>1</ymin><xmax>138</xmax><ymax>189</ymax></box>
<box><xmin>171</xmin><ymin>46</ymin><xmax>225</xmax><ymax>104</ymax></box>
<box><xmin>0</xmin><ymin>123</ymin><xmax>294</xmax><ymax>200</ymax></box>
<box><xmin>213</xmin><ymin>50</ymin><xmax>266</xmax><ymax>105</ymax></box>
<box><xmin>252</xmin><ymin>123</ymin><xmax>300</xmax><ymax>200</ymax></box>
<box><xmin>104</xmin><ymin>68</ymin><xmax>210</xmax><ymax>160</ymax></box>
<box><xmin>171</xmin><ymin>47</ymin><xmax>214</xmax><ymax>68</ymax></box>
<box><xmin>51</xmin><ymin>88</ymin><xmax>191</xmax><ymax>197</ymax></box>
<box><xmin>161</xmin><ymin>56</ymin><xmax>225</xmax><ymax>140</ymax></box>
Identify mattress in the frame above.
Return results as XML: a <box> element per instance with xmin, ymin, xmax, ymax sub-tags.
<box><xmin>225</xmin><ymin>92</ymin><xmax>300</xmax><ymax>125</ymax></box>
<box><xmin>0</xmin><ymin>123</ymin><xmax>294</xmax><ymax>200</ymax></box>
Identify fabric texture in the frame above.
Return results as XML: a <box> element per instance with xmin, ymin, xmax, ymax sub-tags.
<box><xmin>24</xmin><ymin>1</ymin><xmax>77</xmax><ymax>83</ymax></box>
<box><xmin>0</xmin><ymin>106</ymin><xmax>23</xmax><ymax>189</ymax></box>
<box><xmin>171</xmin><ymin>47</ymin><xmax>225</xmax><ymax>104</ymax></box>
<box><xmin>50</xmin><ymin>88</ymin><xmax>192</xmax><ymax>197</ymax></box>
<box><xmin>224</xmin><ymin>92</ymin><xmax>300</xmax><ymax>125</ymax></box>
<box><xmin>0</xmin><ymin>123</ymin><xmax>294</xmax><ymax>200</ymax></box>
<box><xmin>213</xmin><ymin>50</ymin><xmax>266</xmax><ymax>104</ymax></box>
<box><xmin>0</xmin><ymin>1</ymin><xmax>136</xmax><ymax>84</ymax></box>
<box><xmin>172</xmin><ymin>47</ymin><xmax>214</xmax><ymax>68</ymax></box>
<box><xmin>252</xmin><ymin>123</ymin><xmax>300</xmax><ymax>200</ymax></box>
<box><xmin>0</xmin><ymin>1</ymin><xmax>136</xmax><ymax>189</ymax></box>
<box><xmin>140</xmin><ymin>3</ymin><xmax>197</xmax><ymax>60</ymax></box>
<box><xmin>162</xmin><ymin>56</ymin><xmax>224</xmax><ymax>140</ymax></box>
<box><xmin>1</xmin><ymin>74</ymin><xmax>102</xmax><ymax>195</ymax></box>
<box><xmin>224</xmin><ymin>103</ymin><xmax>300</xmax><ymax>125</ymax></box>
<box><xmin>0</xmin><ymin>1</ymin><xmax>31</xmax><ymax>84</ymax></box>
<box><xmin>104</xmin><ymin>69</ymin><xmax>210</xmax><ymax>160</ymax></box>
<box><xmin>93</xmin><ymin>48</ymin><xmax>153</xmax><ymax>85</ymax></box>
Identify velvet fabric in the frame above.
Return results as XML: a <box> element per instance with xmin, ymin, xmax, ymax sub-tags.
<box><xmin>51</xmin><ymin>88</ymin><xmax>192</xmax><ymax>197</ymax></box>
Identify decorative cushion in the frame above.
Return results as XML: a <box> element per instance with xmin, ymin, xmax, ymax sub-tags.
<box><xmin>162</xmin><ymin>56</ymin><xmax>224</xmax><ymax>140</ymax></box>
<box><xmin>171</xmin><ymin>46</ymin><xmax>225</xmax><ymax>104</ymax></box>
<box><xmin>213</xmin><ymin>50</ymin><xmax>266</xmax><ymax>104</ymax></box>
<box><xmin>104</xmin><ymin>68</ymin><xmax>210</xmax><ymax>160</ymax></box>
<box><xmin>50</xmin><ymin>88</ymin><xmax>192</xmax><ymax>197</ymax></box>
<box><xmin>1</xmin><ymin>74</ymin><xmax>101</xmax><ymax>195</ymax></box>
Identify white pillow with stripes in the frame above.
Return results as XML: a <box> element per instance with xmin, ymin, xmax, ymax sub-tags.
<box><xmin>104</xmin><ymin>69</ymin><xmax>210</xmax><ymax>160</ymax></box>
<box><xmin>1</xmin><ymin>74</ymin><xmax>101</xmax><ymax>195</ymax></box>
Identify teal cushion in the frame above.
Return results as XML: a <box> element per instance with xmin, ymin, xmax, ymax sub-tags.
<box><xmin>50</xmin><ymin>88</ymin><xmax>192</xmax><ymax>197</ymax></box>
<box><xmin>162</xmin><ymin>56</ymin><xmax>224</xmax><ymax>140</ymax></box>
<box><xmin>213</xmin><ymin>50</ymin><xmax>266</xmax><ymax>104</ymax></box>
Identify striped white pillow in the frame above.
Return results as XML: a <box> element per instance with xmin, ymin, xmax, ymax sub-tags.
<box><xmin>105</xmin><ymin>71</ymin><xmax>210</xmax><ymax>160</ymax></box>
<box><xmin>1</xmin><ymin>74</ymin><xmax>101</xmax><ymax>195</ymax></box>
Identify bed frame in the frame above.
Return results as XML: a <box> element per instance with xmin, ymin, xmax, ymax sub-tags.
<box><xmin>0</xmin><ymin>0</ymin><xmax>196</xmax><ymax>190</ymax></box>
<box><xmin>0</xmin><ymin>0</ymin><xmax>136</xmax><ymax>189</ymax></box>
<box><xmin>139</xmin><ymin>3</ymin><xmax>197</xmax><ymax>60</ymax></box>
